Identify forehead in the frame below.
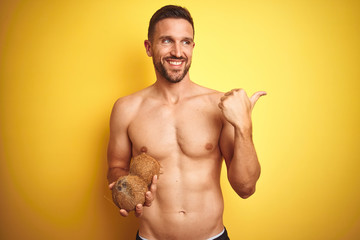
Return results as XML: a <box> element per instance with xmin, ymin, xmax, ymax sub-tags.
<box><xmin>153</xmin><ymin>18</ymin><xmax>194</xmax><ymax>39</ymax></box>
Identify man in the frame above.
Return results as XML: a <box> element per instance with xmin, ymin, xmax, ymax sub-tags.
<box><xmin>107</xmin><ymin>5</ymin><xmax>266</xmax><ymax>240</ymax></box>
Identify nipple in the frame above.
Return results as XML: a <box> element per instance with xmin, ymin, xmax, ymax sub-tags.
<box><xmin>140</xmin><ymin>146</ymin><xmax>148</xmax><ymax>153</ymax></box>
<box><xmin>205</xmin><ymin>143</ymin><xmax>213</xmax><ymax>151</ymax></box>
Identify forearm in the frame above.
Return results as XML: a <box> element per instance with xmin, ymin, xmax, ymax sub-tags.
<box><xmin>107</xmin><ymin>166</ymin><xmax>129</xmax><ymax>184</ymax></box>
<box><xmin>227</xmin><ymin>126</ymin><xmax>261</xmax><ymax>198</ymax></box>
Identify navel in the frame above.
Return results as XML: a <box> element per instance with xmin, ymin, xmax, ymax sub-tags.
<box><xmin>205</xmin><ymin>143</ymin><xmax>213</xmax><ymax>151</ymax></box>
<box><xmin>140</xmin><ymin>146</ymin><xmax>148</xmax><ymax>153</ymax></box>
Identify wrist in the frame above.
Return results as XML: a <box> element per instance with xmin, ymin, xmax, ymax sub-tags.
<box><xmin>234</xmin><ymin>124</ymin><xmax>253</xmax><ymax>139</ymax></box>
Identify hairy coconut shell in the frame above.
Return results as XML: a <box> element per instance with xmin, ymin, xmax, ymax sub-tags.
<box><xmin>129</xmin><ymin>153</ymin><xmax>160</xmax><ymax>186</ymax></box>
<box><xmin>112</xmin><ymin>175</ymin><xmax>148</xmax><ymax>212</ymax></box>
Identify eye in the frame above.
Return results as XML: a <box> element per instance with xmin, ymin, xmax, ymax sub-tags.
<box><xmin>162</xmin><ymin>39</ymin><xmax>171</xmax><ymax>44</ymax></box>
<box><xmin>182</xmin><ymin>40</ymin><xmax>192</xmax><ymax>46</ymax></box>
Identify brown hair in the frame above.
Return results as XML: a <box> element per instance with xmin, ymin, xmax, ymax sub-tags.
<box><xmin>148</xmin><ymin>5</ymin><xmax>194</xmax><ymax>42</ymax></box>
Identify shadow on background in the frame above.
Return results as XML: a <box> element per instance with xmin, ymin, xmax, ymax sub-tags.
<box><xmin>96</xmin><ymin>44</ymin><xmax>153</xmax><ymax>239</ymax></box>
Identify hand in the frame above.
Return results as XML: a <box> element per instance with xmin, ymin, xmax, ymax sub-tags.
<box><xmin>108</xmin><ymin>175</ymin><xmax>158</xmax><ymax>217</ymax></box>
<box><xmin>218</xmin><ymin>89</ymin><xmax>266</xmax><ymax>131</ymax></box>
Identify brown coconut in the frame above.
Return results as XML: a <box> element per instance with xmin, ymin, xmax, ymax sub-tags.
<box><xmin>129</xmin><ymin>153</ymin><xmax>160</xmax><ymax>186</ymax></box>
<box><xmin>112</xmin><ymin>175</ymin><xmax>148</xmax><ymax>212</ymax></box>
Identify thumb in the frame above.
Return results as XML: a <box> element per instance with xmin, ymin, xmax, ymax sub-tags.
<box><xmin>250</xmin><ymin>91</ymin><xmax>267</xmax><ymax>109</ymax></box>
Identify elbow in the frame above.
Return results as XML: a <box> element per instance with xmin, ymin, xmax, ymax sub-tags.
<box><xmin>237</xmin><ymin>186</ymin><xmax>256</xmax><ymax>199</ymax></box>
<box><xmin>228</xmin><ymin>175</ymin><xmax>257</xmax><ymax>199</ymax></box>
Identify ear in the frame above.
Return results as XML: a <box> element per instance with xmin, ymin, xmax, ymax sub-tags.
<box><xmin>144</xmin><ymin>40</ymin><xmax>152</xmax><ymax>57</ymax></box>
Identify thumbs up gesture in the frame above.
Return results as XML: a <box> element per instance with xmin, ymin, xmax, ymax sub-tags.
<box><xmin>218</xmin><ymin>89</ymin><xmax>267</xmax><ymax>132</ymax></box>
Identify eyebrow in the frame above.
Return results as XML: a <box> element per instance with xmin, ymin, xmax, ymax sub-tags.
<box><xmin>183</xmin><ymin>37</ymin><xmax>194</xmax><ymax>42</ymax></box>
<box><xmin>159</xmin><ymin>35</ymin><xmax>194</xmax><ymax>42</ymax></box>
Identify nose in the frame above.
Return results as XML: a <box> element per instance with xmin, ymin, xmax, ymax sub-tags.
<box><xmin>170</xmin><ymin>42</ymin><xmax>182</xmax><ymax>58</ymax></box>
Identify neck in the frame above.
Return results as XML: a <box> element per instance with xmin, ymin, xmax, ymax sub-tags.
<box><xmin>153</xmin><ymin>73</ymin><xmax>193</xmax><ymax>104</ymax></box>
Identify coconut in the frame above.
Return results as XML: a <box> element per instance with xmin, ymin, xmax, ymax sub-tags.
<box><xmin>129</xmin><ymin>153</ymin><xmax>160</xmax><ymax>186</ymax></box>
<box><xmin>112</xmin><ymin>175</ymin><xmax>148</xmax><ymax>212</ymax></box>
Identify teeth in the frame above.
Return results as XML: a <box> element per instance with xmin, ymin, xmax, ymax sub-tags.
<box><xmin>169</xmin><ymin>61</ymin><xmax>182</xmax><ymax>65</ymax></box>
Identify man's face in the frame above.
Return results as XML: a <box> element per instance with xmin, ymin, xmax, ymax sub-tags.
<box><xmin>145</xmin><ymin>18</ymin><xmax>195</xmax><ymax>83</ymax></box>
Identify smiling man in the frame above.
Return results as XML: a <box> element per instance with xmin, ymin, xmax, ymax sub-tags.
<box><xmin>148</xmin><ymin>18</ymin><xmax>193</xmax><ymax>84</ymax></box>
<box><xmin>107</xmin><ymin>5</ymin><xmax>266</xmax><ymax>240</ymax></box>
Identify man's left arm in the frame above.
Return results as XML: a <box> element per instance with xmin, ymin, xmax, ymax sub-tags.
<box><xmin>218</xmin><ymin>89</ymin><xmax>266</xmax><ymax>199</ymax></box>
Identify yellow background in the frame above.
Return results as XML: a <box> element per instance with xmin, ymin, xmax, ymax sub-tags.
<box><xmin>1</xmin><ymin>0</ymin><xmax>359</xmax><ymax>239</ymax></box>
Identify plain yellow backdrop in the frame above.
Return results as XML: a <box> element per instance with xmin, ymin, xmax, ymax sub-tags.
<box><xmin>1</xmin><ymin>0</ymin><xmax>359</xmax><ymax>239</ymax></box>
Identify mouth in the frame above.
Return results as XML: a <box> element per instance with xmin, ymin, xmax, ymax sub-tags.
<box><xmin>165</xmin><ymin>58</ymin><xmax>186</xmax><ymax>67</ymax></box>
<box><xmin>168</xmin><ymin>60</ymin><xmax>182</xmax><ymax>66</ymax></box>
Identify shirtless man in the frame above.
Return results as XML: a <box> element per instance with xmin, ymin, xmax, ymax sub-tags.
<box><xmin>107</xmin><ymin>5</ymin><xmax>266</xmax><ymax>240</ymax></box>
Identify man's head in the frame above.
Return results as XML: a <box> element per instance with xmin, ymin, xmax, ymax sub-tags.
<box><xmin>145</xmin><ymin>5</ymin><xmax>195</xmax><ymax>84</ymax></box>
<box><xmin>148</xmin><ymin>5</ymin><xmax>194</xmax><ymax>43</ymax></box>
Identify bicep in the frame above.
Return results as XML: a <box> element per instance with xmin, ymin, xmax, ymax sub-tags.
<box><xmin>107</xmin><ymin>129</ymin><xmax>132</xmax><ymax>170</ymax></box>
<box><xmin>107</xmin><ymin>100</ymin><xmax>133</xmax><ymax>171</ymax></box>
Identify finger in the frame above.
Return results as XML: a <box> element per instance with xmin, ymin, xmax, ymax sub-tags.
<box><xmin>119</xmin><ymin>209</ymin><xmax>129</xmax><ymax>217</ymax></box>
<box><xmin>135</xmin><ymin>204</ymin><xmax>143</xmax><ymax>218</ymax></box>
<box><xmin>108</xmin><ymin>182</ymin><xmax>116</xmax><ymax>190</ymax></box>
<box><xmin>230</xmin><ymin>88</ymin><xmax>244</xmax><ymax>94</ymax></box>
<box><xmin>231</xmin><ymin>88</ymin><xmax>241</xmax><ymax>92</ymax></box>
<box><xmin>146</xmin><ymin>180</ymin><xmax>157</xmax><ymax>205</ymax></box>
<box><xmin>144</xmin><ymin>191</ymin><xmax>153</xmax><ymax>207</ymax></box>
<box><xmin>218</xmin><ymin>102</ymin><xmax>224</xmax><ymax>109</ymax></box>
<box><xmin>144</xmin><ymin>175</ymin><xmax>158</xmax><ymax>207</ymax></box>
<box><xmin>152</xmin><ymin>175</ymin><xmax>158</xmax><ymax>185</ymax></box>
<box><xmin>250</xmin><ymin>91</ymin><xmax>267</xmax><ymax>109</ymax></box>
<box><xmin>150</xmin><ymin>175</ymin><xmax>158</xmax><ymax>191</ymax></box>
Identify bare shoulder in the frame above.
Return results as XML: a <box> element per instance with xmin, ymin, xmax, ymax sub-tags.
<box><xmin>192</xmin><ymin>83</ymin><xmax>224</xmax><ymax>103</ymax></box>
<box><xmin>110</xmin><ymin>87</ymin><xmax>151</xmax><ymax>125</ymax></box>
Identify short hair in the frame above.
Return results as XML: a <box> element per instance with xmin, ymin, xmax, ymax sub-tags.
<box><xmin>148</xmin><ymin>5</ymin><xmax>194</xmax><ymax>42</ymax></box>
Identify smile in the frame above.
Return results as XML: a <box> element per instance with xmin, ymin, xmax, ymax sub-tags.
<box><xmin>169</xmin><ymin>61</ymin><xmax>182</xmax><ymax>65</ymax></box>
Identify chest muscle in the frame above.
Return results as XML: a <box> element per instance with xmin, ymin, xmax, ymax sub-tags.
<box><xmin>128</xmin><ymin>101</ymin><xmax>222</xmax><ymax>159</ymax></box>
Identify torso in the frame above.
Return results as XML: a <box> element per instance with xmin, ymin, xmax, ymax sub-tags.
<box><xmin>125</xmin><ymin>84</ymin><xmax>226</xmax><ymax>240</ymax></box>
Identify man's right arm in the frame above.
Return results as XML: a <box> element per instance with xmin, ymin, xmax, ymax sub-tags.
<box><xmin>106</xmin><ymin>97</ymin><xmax>158</xmax><ymax>217</ymax></box>
<box><xmin>107</xmin><ymin>98</ymin><xmax>132</xmax><ymax>184</ymax></box>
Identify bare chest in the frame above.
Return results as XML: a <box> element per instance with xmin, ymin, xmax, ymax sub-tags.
<box><xmin>128</xmin><ymin>100</ymin><xmax>222</xmax><ymax>159</ymax></box>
